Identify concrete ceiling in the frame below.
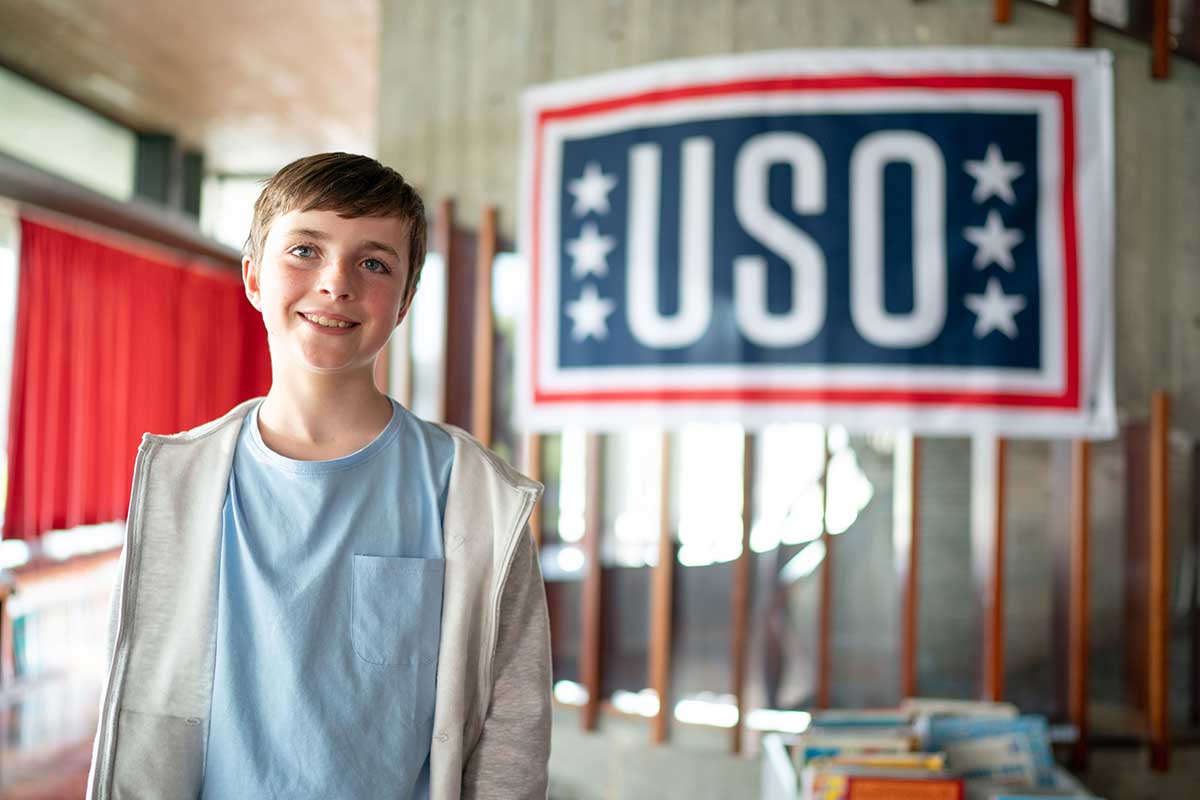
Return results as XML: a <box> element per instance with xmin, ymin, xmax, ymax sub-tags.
<box><xmin>0</xmin><ymin>0</ymin><xmax>379</xmax><ymax>175</ymax></box>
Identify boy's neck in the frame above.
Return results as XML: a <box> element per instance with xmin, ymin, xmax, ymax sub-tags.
<box><xmin>256</xmin><ymin>368</ymin><xmax>394</xmax><ymax>461</ymax></box>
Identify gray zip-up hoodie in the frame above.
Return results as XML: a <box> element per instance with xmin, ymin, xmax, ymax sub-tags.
<box><xmin>85</xmin><ymin>397</ymin><xmax>552</xmax><ymax>799</ymax></box>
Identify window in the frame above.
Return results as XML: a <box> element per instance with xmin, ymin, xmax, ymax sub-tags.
<box><xmin>199</xmin><ymin>175</ymin><xmax>268</xmax><ymax>252</ymax></box>
<box><xmin>0</xmin><ymin>200</ymin><xmax>19</xmax><ymax>536</ymax></box>
<box><xmin>0</xmin><ymin>67</ymin><xmax>136</xmax><ymax>200</ymax></box>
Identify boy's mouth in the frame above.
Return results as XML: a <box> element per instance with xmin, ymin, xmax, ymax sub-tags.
<box><xmin>298</xmin><ymin>311</ymin><xmax>359</xmax><ymax>330</ymax></box>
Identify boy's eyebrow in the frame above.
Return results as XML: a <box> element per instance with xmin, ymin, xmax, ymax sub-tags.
<box><xmin>284</xmin><ymin>227</ymin><xmax>331</xmax><ymax>241</ymax></box>
<box><xmin>359</xmin><ymin>240</ymin><xmax>402</xmax><ymax>260</ymax></box>
<box><xmin>283</xmin><ymin>228</ymin><xmax>401</xmax><ymax>261</ymax></box>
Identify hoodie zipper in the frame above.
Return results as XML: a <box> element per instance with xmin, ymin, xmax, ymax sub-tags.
<box><xmin>90</xmin><ymin>438</ymin><xmax>155</xmax><ymax>799</ymax></box>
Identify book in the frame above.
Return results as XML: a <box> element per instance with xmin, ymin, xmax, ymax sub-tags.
<box><xmin>819</xmin><ymin>753</ymin><xmax>946</xmax><ymax>770</ymax></box>
<box><xmin>811</xmin><ymin>708</ymin><xmax>912</xmax><ymax>728</ymax></box>
<box><xmin>925</xmin><ymin>716</ymin><xmax>1056</xmax><ymax>787</ymax></box>
<box><xmin>901</xmin><ymin>698</ymin><xmax>1019</xmax><ymax>720</ymax></box>
<box><xmin>846</xmin><ymin>776</ymin><xmax>964</xmax><ymax>799</ymax></box>
<box><xmin>802</xmin><ymin>766</ymin><xmax>963</xmax><ymax>800</ymax></box>
<box><xmin>793</xmin><ymin>731</ymin><xmax>916</xmax><ymax>768</ymax></box>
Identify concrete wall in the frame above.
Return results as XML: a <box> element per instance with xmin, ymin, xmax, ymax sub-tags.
<box><xmin>378</xmin><ymin>0</ymin><xmax>1200</xmax><ymax>432</ymax></box>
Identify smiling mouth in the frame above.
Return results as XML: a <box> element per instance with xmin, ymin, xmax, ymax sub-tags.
<box><xmin>298</xmin><ymin>312</ymin><xmax>359</xmax><ymax>329</ymax></box>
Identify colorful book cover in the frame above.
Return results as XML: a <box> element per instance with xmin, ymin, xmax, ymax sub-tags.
<box><xmin>845</xmin><ymin>776</ymin><xmax>964</xmax><ymax>799</ymax></box>
<box><xmin>794</xmin><ymin>732</ymin><xmax>916</xmax><ymax>768</ymax></box>
<box><xmin>820</xmin><ymin>753</ymin><xmax>945</xmax><ymax>770</ymax></box>
<box><xmin>924</xmin><ymin>715</ymin><xmax>1056</xmax><ymax>786</ymax></box>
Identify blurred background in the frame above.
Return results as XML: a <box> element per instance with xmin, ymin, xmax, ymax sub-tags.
<box><xmin>0</xmin><ymin>1</ymin><xmax>1198</xmax><ymax>798</ymax></box>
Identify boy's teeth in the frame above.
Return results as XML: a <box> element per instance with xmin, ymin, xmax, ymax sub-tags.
<box><xmin>304</xmin><ymin>313</ymin><xmax>354</xmax><ymax>329</ymax></box>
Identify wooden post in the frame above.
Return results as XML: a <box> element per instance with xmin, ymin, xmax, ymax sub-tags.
<box><xmin>1191</xmin><ymin>444</ymin><xmax>1200</xmax><ymax>728</ymax></box>
<box><xmin>1152</xmin><ymin>0</ymin><xmax>1171</xmax><ymax>79</ymax></box>
<box><xmin>434</xmin><ymin>198</ymin><xmax>455</xmax><ymax>424</ymax></box>
<box><xmin>1074</xmin><ymin>0</ymin><xmax>1093</xmax><ymax>47</ymax></box>
<box><xmin>580</xmin><ymin>433</ymin><xmax>605</xmax><ymax>731</ymax></box>
<box><xmin>730</xmin><ymin>432</ymin><xmax>755</xmax><ymax>753</ymax></box>
<box><xmin>471</xmin><ymin>206</ymin><xmax>497</xmax><ymax>446</ymax></box>
<box><xmin>1148</xmin><ymin>391</ymin><xmax>1170</xmax><ymax>770</ymax></box>
<box><xmin>525</xmin><ymin>433</ymin><xmax>544</xmax><ymax>548</ymax></box>
<box><xmin>896</xmin><ymin>434</ymin><xmax>921</xmax><ymax>700</ymax></box>
<box><xmin>1068</xmin><ymin>440</ymin><xmax>1091</xmax><ymax>770</ymax></box>
<box><xmin>648</xmin><ymin>432</ymin><xmax>674</xmax><ymax>744</ymax></box>
<box><xmin>972</xmin><ymin>435</ymin><xmax>1007</xmax><ymax>702</ymax></box>
<box><xmin>817</xmin><ymin>432</ymin><xmax>833</xmax><ymax>709</ymax></box>
<box><xmin>1124</xmin><ymin>424</ymin><xmax>1151</xmax><ymax>716</ymax></box>
<box><xmin>994</xmin><ymin>0</ymin><xmax>1012</xmax><ymax>24</ymax></box>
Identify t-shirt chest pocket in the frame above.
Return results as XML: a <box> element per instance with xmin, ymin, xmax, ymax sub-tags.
<box><xmin>351</xmin><ymin>554</ymin><xmax>444</xmax><ymax>668</ymax></box>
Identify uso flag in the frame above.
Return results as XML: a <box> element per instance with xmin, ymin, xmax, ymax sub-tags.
<box><xmin>517</xmin><ymin>50</ymin><xmax>1115</xmax><ymax>438</ymax></box>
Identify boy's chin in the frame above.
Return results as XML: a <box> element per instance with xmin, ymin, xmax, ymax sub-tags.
<box><xmin>288</xmin><ymin>350</ymin><xmax>376</xmax><ymax>377</ymax></box>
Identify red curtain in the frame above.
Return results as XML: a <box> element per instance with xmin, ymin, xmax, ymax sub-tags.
<box><xmin>3</xmin><ymin>217</ymin><xmax>271</xmax><ymax>540</ymax></box>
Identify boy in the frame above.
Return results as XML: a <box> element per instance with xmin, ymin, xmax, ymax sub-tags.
<box><xmin>85</xmin><ymin>153</ymin><xmax>552</xmax><ymax>799</ymax></box>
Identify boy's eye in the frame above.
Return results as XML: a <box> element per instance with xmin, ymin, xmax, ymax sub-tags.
<box><xmin>289</xmin><ymin>244</ymin><xmax>315</xmax><ymax>258</ymax></box>
<box><xmin>363</xmin><ymin>258</ymin><xmax>390</xmax><ymax>274</ymax></box>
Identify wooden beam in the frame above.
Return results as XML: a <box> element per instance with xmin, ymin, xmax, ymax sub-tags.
<box><xmin>471</xmin><ymin>206</ymin><xmax>497</xmax><ymax>446</ymax></box>
<box><xmin>897</xmin><ymin>434</ymin><xmax>921</xmax><ymax>700</ymax></box>
<box><xmin>730</xmin><ymin>432</ymin><xmax>755</xmax><ymax>753</ymax></box>
<box><xmin>525</xmin><ymin>433</ymin><xmax>543</xmax><ymax>548</ymax></box>
<box><xmin>1191</xmin><ymin>444</ymin><xmax>1200</xmax><ymax>729</ymax></box>
<box><xmin>1124</xmin><ymin>424</ymin><xmax>1151</xmax><ymax>716</ymax></box>
<box><xmin>1068</xmin><ymin>440</ymin><xmax>1091</xmax><ymax>770</ymax></box>
<box><xmin>994</xmin><ymin>0</ymin><xmax>1012</xmax><ymax>25</ymax></box>
<box><xmin>817</xmin><ymin>432</ymin><xmax>833</xmax><ymax>710</ymax></box>
<box><xmin>433</xmin><ymin>198</ymin><xmax>455</xmax><ymax>424</ymax></box>
<box><xmin>1152</xmin><ymin>0</ymin><xmax>1171</xmax><ymax>79</ymax></box>
<box><xmin>972</xmin><ymin>435</ymin><xmax>1007</xmax><ymax>702</ymax></box>
<box><xmin>1074</xmin><ymin>0</ymin><xmax>1093</xmax><ymax>47</ymax></box>
<box><xmin>648</xmin><ymin>432</ymin><xmax>674</xmax><ymax>744</ymax></box>
<box><xmin>580</xmin><ymin>433</ymin><xmax>605</xmax><ymax>731</ymax></box>
<box><xmin>988</xmin><ymin>437</ymin><xmax>1007</xmax><ymax>702</ymax></box>
<box><xmin>1148</xmin><ymin>390</ymin><xmax>1170</xmax><ymax>770</ymax></box>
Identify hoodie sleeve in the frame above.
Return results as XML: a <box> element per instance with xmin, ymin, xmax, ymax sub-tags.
<box><xmin>86</xmin><ymin>536</ymin><xmax>128</xmax><ymax>799</ymax></box>
<box><xmin>462</xmin><ymin>528</ymin><xmax>552</xmax><ymax>799</ymax></box>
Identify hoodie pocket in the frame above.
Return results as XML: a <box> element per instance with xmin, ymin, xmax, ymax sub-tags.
<box><xmin>351</xmin><ymin>554</ymin><xmax>444</xmax><ymax>668</ymax></box>
<box><xmin>111</xmin><ymin>708</ymin><xmax>205</xmax><ymax>799</ymax></box>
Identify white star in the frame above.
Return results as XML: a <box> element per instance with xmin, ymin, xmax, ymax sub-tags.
<box><xmin>964</xmin><ymin>277</ymin><xmax>1026</xmax><ymax>339</ymax></box>
<box><xmin>964</xmin><ymin>143</ymin><xmax>1024</xmax><ymax>205</ymax></box>
<box><xmin>566</xmin><ymin>222</ymin><xmax>616</xmax><ymax>279</ymax></box>
<box><xmin>566</xmin><ymin>284</ymin><xmax>616</xmax><ymax>341</ymax></box>
<box><xmin>964</xmin><ymin>210</ymin><xmax>1024</xmax><ymax>271</ymax></box>
<box><xmin>567</xmin><ymin>162</ymin><xmax>617</xmax><ymax>217</ymax></box>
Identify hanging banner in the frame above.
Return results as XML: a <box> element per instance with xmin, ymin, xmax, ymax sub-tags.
<box><xmin>518</xmin><ymin>49</ymin><xmax>1114</xmax><ymax>438</ymax></box>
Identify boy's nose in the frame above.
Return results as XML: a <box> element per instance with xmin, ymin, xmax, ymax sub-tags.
<box><xmin>316</xmin><ymin>259</ymin><xmax>356</xmax><ymax>299</ymax></box>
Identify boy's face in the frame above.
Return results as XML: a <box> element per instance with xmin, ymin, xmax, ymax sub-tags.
<box><xmin>243</xmin><ymin>208</ymin><xmax>411</xmax><ymax>378</ymax></box>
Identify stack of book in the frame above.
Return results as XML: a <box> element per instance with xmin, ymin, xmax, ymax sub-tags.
<box><xmin>787</xmin><ymin>699</ymin><xmax>1100</xmax><ymax>800</ymax></box>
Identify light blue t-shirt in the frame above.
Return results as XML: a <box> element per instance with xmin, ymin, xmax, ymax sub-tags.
<box><xmin>200</xmin><ymin>397</ymin><xmax>454</xmax><ymax>800</ymax></box>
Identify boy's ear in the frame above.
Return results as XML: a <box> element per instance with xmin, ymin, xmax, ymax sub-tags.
<box><xmin>242</xmin><ymin>256</ymin><xmax>262</xmax><ymax>311</ymax></box>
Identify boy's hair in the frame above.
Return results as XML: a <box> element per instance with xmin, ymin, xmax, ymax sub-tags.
<box><xmin>246</xmin><ymin>153</ymin><xmax>427</xmax><ymax>305</ymax></box>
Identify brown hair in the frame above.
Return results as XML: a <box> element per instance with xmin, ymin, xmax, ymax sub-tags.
<box><xmin>246</xmin><ymin>152</ymin><xmax>427</xmax><ymax>304</ymax></box>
